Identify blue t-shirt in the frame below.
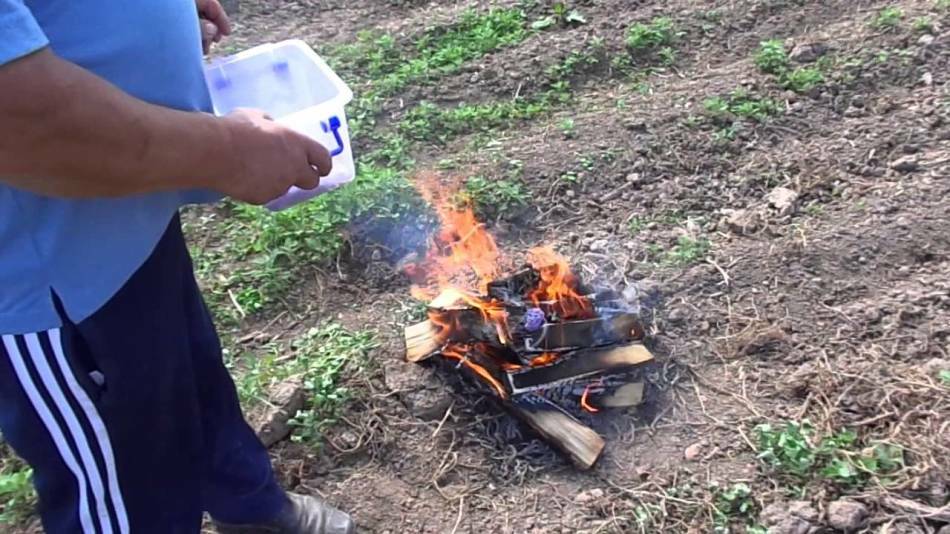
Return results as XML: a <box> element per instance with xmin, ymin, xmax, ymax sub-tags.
<box><xmin>0</xmin><ymin>0</ymin><xmax>217</xmax><ymax>335</ymax></box>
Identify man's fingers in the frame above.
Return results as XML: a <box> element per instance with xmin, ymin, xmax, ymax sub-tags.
<box><xmin>295</xmin><ymin>166</ymin><xmax>321</xmax><ymax>191</ymax></box>
<box><xmin>305</xmin><ymin>139</ymin><xmax>333</xmax><ymax>178</ymax></box>
<box><xmin>196</xmin><ymin>0</ymin><xmax>232</xmax><ymax>36</ymax></box>
<box><xmin>201</xmin><ymin>20</ymin><xmax>219</xmax><ymax>44</ymax></box>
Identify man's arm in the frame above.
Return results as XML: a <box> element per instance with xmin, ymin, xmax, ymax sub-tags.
<box><xmin>0</xmin><ymin>48</ymin><xmax>331</xmax><ymax>205</ymax></box>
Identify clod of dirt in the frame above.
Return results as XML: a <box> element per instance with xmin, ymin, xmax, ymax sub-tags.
<box><xmin>760</xmin><ymin>500</ymin><xmax>819</xmax><ymax>534</ymax></box>
<box><xmin>922</xmin><ymin>357</ymin><xmax>950</xmax><ymax>379</ymax></box>
<box><xmin>735</xmin><ymin>326</ymin><xmax>789</xmax><ymax>357</ymax></box>
<box><xmin>918</xmin><ymin>34</ymin><xmax>935</xmax><ymax>47</ymax></box>
<box><xmin>890</xmin><ymin>156</ymin><xmax>921</xmax><ymax>173</ymax></box>
<box><xmin>766</xmin><ymin>187</ymin><xmax>800</xmax><ymax>214</ymax></box>
<box><xmin>683</xmin><ymin>442</ymin><xmax>703</xmax><ymax>461</ymax></box>
<box><xmin>574</xmin><ymin>488</ymin><xmax>605</xmax><ymax>505</ymax></box>
<box><xmin>790</xmin><ymin>43</ymin><xmax>829</xmax><ymax>63</ymax></box>
<box><xmin>383</xmin><ymin>361</ymin><xmax>454</xmax><ymax>420</ymax></box>
<box><xmin>722</xmin><ymin>208</ymin><xmax>764</xmax><ymax>235</ymax></box>
<box><xmin>938</xmin><ymin>525</ymin><xmax>950</xmax><ymax>534</ymax></box>
<box><xmin>827</xmin><ymin>499</ymin><xmax>869</xmax><ymax>532</ymax></box>
<box><xmin>249</xmin><ymin>378</ymin><xmax>306</xmax><ymax>448</ymax></box>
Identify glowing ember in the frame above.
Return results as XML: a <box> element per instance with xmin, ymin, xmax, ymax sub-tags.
<box><xmin>530</xmin><ymin>353</ymin><xmax>560</xmax><ymax>367</ymax></box>
<box><xmin>580</xmin><ymin>383</ymin><xmax>600</xmax><ymax>413</ymax></box>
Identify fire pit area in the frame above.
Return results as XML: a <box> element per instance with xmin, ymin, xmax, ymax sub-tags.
<box><xmin>402</xmin><ymin>175</ymin><xmax>655</xmax><ymax>469</ymax></box>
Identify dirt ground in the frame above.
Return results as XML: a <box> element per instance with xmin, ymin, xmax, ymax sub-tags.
<box><xmin>7</xmin><ymin>0</ymin><xmax>949</xmax><ymax>533</ymax></box>
<box><xmin>211</xmin><ymin>1</ymin><xmax>949</xmax><ymax>533</ymax></box>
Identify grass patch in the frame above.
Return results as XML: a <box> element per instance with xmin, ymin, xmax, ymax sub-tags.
<box><xmin>666</xmin><ymin>236</ymin><xmax>710</xmax><ymax>265</ymax></box>
<box><xmin>938</xmin><ymin>0</ymin><xmax>950</xmax><ymax>11</ymax></box>
<box><xmin>704</xmin><ymin>90</ymin><xmax>783</xmax><ymax>122</ymax></box>
<box><xmin>231</xmin><ymin>324</ymin><xmax>378</xmax><ymax>446</ymax></box>
<box><xmin>196</xmin><ymin>163</ymin><xmax>420</xmax><ymax>323</ymax></box>
<box><xmin>871</xmin><ymin>6</ymin><xmax>904</xmax><ymax>30</ymax></box>
<box><xmin>332</xmin><ymin>8</ymin><xmax>528</xmax><ymax>96</ymax></box>
<box><xmin>0</xmin><ymin>448</ymin><xmax>35</xmax><ymax>526</ymax></box>
<box><xmin>756</xmin><ymin>421</ymin><xmax>904</xmax><ymax>487</ymax></box>
<box><xmin>398</xmin><ymin>45</ymin><xmax>601</xmax><ymax>141</ymax></box>
<box><xmin>755</xmin><ymin>39</ymin><xmax>789</xmax><ymax>75</ymax></box>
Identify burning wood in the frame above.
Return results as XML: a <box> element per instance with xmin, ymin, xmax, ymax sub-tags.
<box><xmin>402</xmin><ymin>173</ymin><xmax>654</xmax><ymax>469</ymax></box>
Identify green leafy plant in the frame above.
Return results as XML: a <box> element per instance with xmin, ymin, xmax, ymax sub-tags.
<box><xmin>461</xmin><ymin>176</ymin><xmax>528</xmax><ymax>217</ymax></box>
<box><xmin>559</xmin><ymin>117</ymin><xmax>577</xmax><ymax>137</ymax></box>
<box><xmin>755</xmin><ymin>421</ymin><xmax>904</xmax><ymax>486</ymax></box>
<box><xmin>871</xmin><ymin>7</ymin><xmax>904</xmax><ymax>30</ymax></box>
<box><xmin>231</xmin><ymin>324</ymin><xmax>377</xmax><ymax>446</ymax></box>
<box><xmin>912</xmin><ymin>16</ymin><xmax>934</xmax><ymax>32</ymax></box>
<box><xmin>627</xmin><ymin>17</ymin><xmax>677</xmax><ymax>50</ymax></box>
<box><xmin>0</xmin><ymin>453</ymin><xmax>35</xmax><ymax>525</ymax></box>
<box><xmin>938</xmin><ymin>0</ymin><xmax>950</xmax><ymax>12</ymax></box>
<box><xmin>755</xmin><ymin>39</ymin><xmax>789</xmax><ymax>75</ymax></box>
<box><xmin>711</xmin><ymin>482</ymin><xmax>764</xmax><ymax>534</ymax></box>
<box><xmin>704</xmin><ymin>90</ymin><xmax>782</xmax><ymax>122</ymax></box>
<box><xmin>940</xmin><ymin>369</ymin><xmax>950</xmax><ymax>385</ymax></box>
<box><xmin>532</xmin><ymin>2</ymin><xmax>587</xmax><ymax>29</ymax></box>
<box><xmin>666</xmin><ymin>236</ymin><xmax>711</xmax><ymax>265</ymax></box>
<box><xmin>782</xmin><ymin>67</ymin><xmax>824</xmax><ymax>93</ymax></box>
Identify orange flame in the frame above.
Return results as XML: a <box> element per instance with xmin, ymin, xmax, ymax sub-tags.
<box><xmin>442</xmin><ymin>344</ymin><xmax>509</xmax><ymax>400</ymax></box>
<box><xmin>580</xmin><ymin>383</ymin><xmax>600</xmax><ymax>413</ymax></box>
<box><xmin>408</xmin><ymin>172</ymin><xmax>503</xmax><ymax>298</ymax></box>
<box><xmin>528</xmin><ymin>247</ymin><xmax>594</xmax><ymax>320</ymax></box>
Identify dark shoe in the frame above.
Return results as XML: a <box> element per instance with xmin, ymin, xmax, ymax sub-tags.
<box><xmin>214</xmin><ymin>492</ymin><xmax>355</xmax><ymax>534</ymax></box>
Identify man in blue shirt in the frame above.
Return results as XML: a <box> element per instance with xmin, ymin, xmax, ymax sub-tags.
<box><xmin>0</xmin><ymin>1</ymin><xmax>353</xmax><ymax>532</ymax></box>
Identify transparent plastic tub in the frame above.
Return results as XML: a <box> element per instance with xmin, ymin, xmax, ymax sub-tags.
<box><xmin>204</xmin><ymin>39</ymin><xmax>355</xmax><ymax>211</ymax></box>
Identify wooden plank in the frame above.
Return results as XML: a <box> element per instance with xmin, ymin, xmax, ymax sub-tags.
<box><xmin>509</xmin><ymin>343</ymin><xmax>654</xmax><ymax>394</ymax></box>
<box><xmin>405</xmin><ymin>320</ymin><xmax>441</xmax><ymax>362</ymax></box>
<box><xmin>593</xmin><ymin>382</ymin><xmax>645</xmax><ymax>408</ymax></box>
<box><xmin>508</xmin><ymin>394</ymin><xmax>605</xmax><ymax>469</ymax></box>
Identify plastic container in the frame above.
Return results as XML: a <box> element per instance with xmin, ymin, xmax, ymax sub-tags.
<box><xmin>204</xmin><ymin>39</ymin><xmax>355</xmax><ymax>211</ymax></box>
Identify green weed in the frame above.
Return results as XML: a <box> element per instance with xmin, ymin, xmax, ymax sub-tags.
<box><xmin>704</xmin><ymin>90</ymin><xmax>782</xmax><ymax>122</ymax></box>
<box><xmin>938</xmin><ymin>0</ymin><xmax>950</xmax><ymax>11</ymax></box>
<box><xmin>0</xmin><ymin>450</ymin><xmax>35</xmax><ymax>525</ymax></box>
<box><xmin>711</xmin><ymin>482</ymin><xmax>763</xmax><ymax>534</ymax></box>
<box><xmin>871</xmin><ymin>7</ymin><xmax>904</xmax><ymax>30</ymax></box>
<box><xmin>666</xmin><ymin>236</ymin><xmax>710</xmax><ymax>265</ymax></box>
<box><xmin>460</xmin><ymin>176</ymin><xmax>528</xmax><ymax>217</ymax></box>
<box><xmin>627</xmin><ymin>17</ymin><xmax>677</xmax><ymax>51</ymax></box>
<box><xmin>755</xmin><ymin>39</ymin><xmax>789</xmax><ymax>75</ymax></box>
<box><xmin>628</xmin><ymin>217</ymin><xmax>647</xmax><ymax>235</ymax></box>
<box><xmin>782</xmin><ymin>67</ymin><xmax>824</xmax><ymax>93</ymax></box>
<box><xmin>532</xmin><ymin>2</ymin><xmax>587</xmax><ymax>29</ymax></box>
<box><xmin>559</xmin><ymin>118</ymin><xmax>577</xmax><ymax>137</ymax></box>
<box><xmin>755</xmin><ymin>421</ymin><xmax>904</xmax><ymax>486</ymax></box>
<box><xmin>912</xmin><ymin>16</ymin><xmax>934</xmax><ymax>32</ymax></box>
<box><xmin>939</xmin><ymin>369</ymin><xmax>950</xmax><ymax>385</ymax></box>
<box><xmin>231</xmin><ymin>324</ymin><xmax>377</xmax><ymax>446</ymax></box>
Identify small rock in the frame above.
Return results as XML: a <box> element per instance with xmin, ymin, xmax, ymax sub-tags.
<box><xmin>574</xmin><ymin>488</ymin><xmax>605</xmax><ymax>505</ymax></box>
<box><xmin>766</xmin><ymin>187</ymin><xmax>799</xmax><ymax>213</ymax></box>
<box><xmin>565</xmin><ymin>190</ymin><xmax>576</xmax><ymax>198</ymax></box>
<box><xmin>843</xmin><ymin>106</ymin><xmax>864</xmax><ymax>118</ymax></box>
<box><xmin>790</xmin><ymin>43</ymin><xmax>829</xmax><ymax>63</ymax></box>
<box><xmin>890</xmin><ymin>156</ymin><xmax>920</xmax><ymax>173</ymax></box>
<box><xmin>827</xmin><ymin>499</ymin><xmax>868</xmax><ymax>532</ymax></box>
<box><xmin>918</xmin><ymin>34</ymin><xmax>935</xmax><ymax>47</ymax></box>
<box><xmin>250</xmin><ymin>378</ymin><xmax>306</xmax><ymax>447</ymax></box>
<box><xmin>684</xmin><ymin>442</ymin><xmax>703</xmax><ymax>461</ymax></box>
<box><xmin>626</xmin><ymin>172</ymin><xmax>643</xmax><ymax>184</ymax></box>
<box><xmin>587</xmin><ymin>239</ymin><xmax>609</xmax><ymax>253</ymax></box>
<box><xmin>760</xmin><ymin>500</ymin><xmax>818</xmax><ymax>534</ymax></box>
<box><xmin>921</xmin><ymin>72</ymin><xmax>934</xmax><ymax>86</ymax></box>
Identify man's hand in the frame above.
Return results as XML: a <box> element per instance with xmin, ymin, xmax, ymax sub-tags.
<box><xmin>219</xmin><ymin>109</ymin><xmax>332</xmax><ymax>205</ymax></box>
<box><xmin>197</xmin><ymin>0</ymin><xmax>231</xmax><ymax>54</ymax></box>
